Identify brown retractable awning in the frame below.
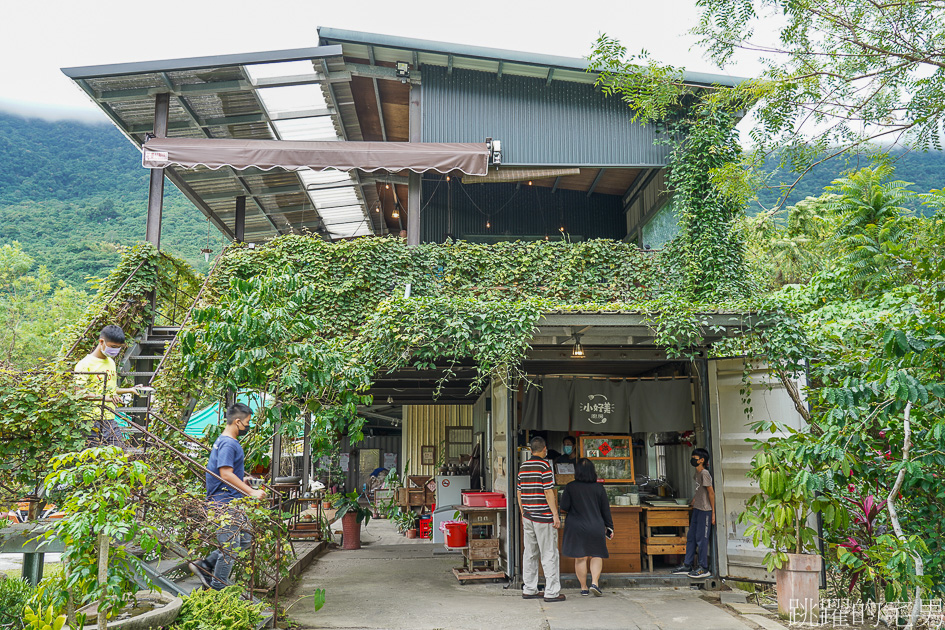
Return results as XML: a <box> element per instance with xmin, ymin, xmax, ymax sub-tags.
<box><xmin>142</xmin><ymin>137</ymin><xmax>490</xmax><ymax>175</ymax></box>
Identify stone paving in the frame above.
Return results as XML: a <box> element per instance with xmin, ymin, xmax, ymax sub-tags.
<box><xmin>284</xmin><ymin>519</ymin><xmax>763</xmax><ymax>630</ymax></box>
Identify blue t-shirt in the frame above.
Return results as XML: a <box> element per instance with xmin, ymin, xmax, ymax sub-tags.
<box><xmin>207</xmin><ymin>435</ymin><xmax>245</xmax><ymax>504</ymax></box>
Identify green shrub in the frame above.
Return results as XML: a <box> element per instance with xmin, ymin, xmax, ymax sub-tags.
<box><xmin>170</xmin><ymin>586</ymin><xmax>265</xmax><ymax>630</ymax></box>
<box><xmin>0</xmin><ymin>577</ymin><xmax>34</xmax><ymax>629</ymax></box>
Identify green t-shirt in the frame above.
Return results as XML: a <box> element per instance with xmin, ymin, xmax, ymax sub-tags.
<box><xmin>75</xmin><ymin>353</ymin><xmax>117</xmax><ymax>419</ymax></box>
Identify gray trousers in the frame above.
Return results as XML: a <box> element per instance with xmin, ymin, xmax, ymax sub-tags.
<box><xmin>522</xmin><ymin>518</ymin><xmax>560</xmax><ymax>598</ymax></box>
<box><xmin>205</xmin><ymin>523</ymin><xmax>252</xmax><ymax>590</ymax></box>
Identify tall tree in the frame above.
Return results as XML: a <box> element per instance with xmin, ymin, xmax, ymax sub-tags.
<box><xmin>0</xmin><ymin>242</ymin><xmax>89</xmax><ymax>367</ymax></box>
<box><xmin>692</xmin><ymin>0</ymin><xmax>945</xmax><ymax>193</ymax></box>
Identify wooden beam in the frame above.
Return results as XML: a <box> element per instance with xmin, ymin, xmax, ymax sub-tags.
<box><xmin>587</xmin><ymin>168</ymin><xmax>606</xmax><ymax>197</ymax></box>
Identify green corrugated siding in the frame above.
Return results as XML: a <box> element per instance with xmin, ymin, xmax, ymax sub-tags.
<box><xmin>421</xmin><ymin>66</ymin><xmax>671</xmax><ymax>167</ymax></box>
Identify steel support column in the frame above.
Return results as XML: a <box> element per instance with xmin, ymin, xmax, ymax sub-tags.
<box><xmin>235</xmin><ymin>196</ymin><xmax>246</xmax><ymax>243</ymax></box>
<box><xmin>301</xmin><ymin>412</ymin><xmax>312</xmax><ymax>494</ymax></box>
<box><xmin>407</xmin><ymin>83</ymin><xmax>422</xmax><ymax>247</ymax></box>
<box><xmin>22</xmin><ymin>552</ymin><xmax>44</xmax><ymax>585</ymax></box>
<box><xmin>145</xmin><ymin>93</ymin><xmax>170</xmax><ymax>248</ymax></box>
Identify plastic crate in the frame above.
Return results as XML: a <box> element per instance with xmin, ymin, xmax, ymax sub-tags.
<box><xmin>462</xmin><ymin>491</ymin><xmax>505</xmax><ymax>507</ymax></box>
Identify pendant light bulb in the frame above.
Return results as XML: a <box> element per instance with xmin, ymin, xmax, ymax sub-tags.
<box><xmin>446</xmin><ymin>175</ymin><xmax>451</xmax><ymax>182</ymax></box>
<box><xmin>559</xmin><ymin>226</ymin><xmax>565</xmax><ymax>232</ymax></box>
<box><xmin>571</xmin><ymin>333</ymin><xmax>585</xmax><ymax>358</ymax></box>
<box><xmin>385</xmin><ymin>183</ymin><xmax>390</xmax><ymax>190</ymax></box>
<box><xmin>528</xmin><ymin>180</ymin><xmax>533</xmax><ymax>185</ymax></box>
<box><xmin>392</xmin><ymin>204</ymin><xmax>400</xmax><ymax>219</ymax></box>
<box><xmin>486</xmin><ymin>219</ymin><xmax>491</xmax><ymax>229</ymax></box>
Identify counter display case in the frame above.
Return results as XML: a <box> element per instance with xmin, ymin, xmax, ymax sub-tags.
<box><xmin>580</xmin><ymin>435</ymin><xmax>635</xmax><ymax>483</ymax></box>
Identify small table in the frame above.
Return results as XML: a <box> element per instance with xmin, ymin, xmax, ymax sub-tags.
<box><xmin>642</xmin><ymin>505</ymin><xmax>691</xmax><ymax>572</ymax></box>
<box><xmin>452</xmin><ymin>506</ymin><xmax>505</xmax><ymax>582</ymax></box>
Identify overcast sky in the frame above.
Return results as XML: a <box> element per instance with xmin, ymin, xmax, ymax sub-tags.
<box><xmin>0</xmin><ymin>0</ymin><xmax>763</xmax><ymax>123</ymax></box>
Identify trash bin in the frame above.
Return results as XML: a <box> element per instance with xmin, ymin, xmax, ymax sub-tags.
<box><xmin>444</xmin><ymin>522</ymin><xmax>467</xmax><ymax>548</ymax></box>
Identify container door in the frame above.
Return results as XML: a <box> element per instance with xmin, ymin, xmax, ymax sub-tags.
<box><xmin>708</xmin><ymin>358</ymin><xmax>807</xmax><ymax>583</ymax></box>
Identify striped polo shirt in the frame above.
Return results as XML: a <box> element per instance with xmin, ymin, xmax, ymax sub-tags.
<box><xmin>517</xmin><ymin>457</ymin><xmax>555</xmax><ymax>523</ymax></box>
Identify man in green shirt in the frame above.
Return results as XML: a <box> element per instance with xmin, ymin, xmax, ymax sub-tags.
<box><xmin>75</xmin><ymin>325</ymin><xmax>144</xmax><ymax>446</ymax></box>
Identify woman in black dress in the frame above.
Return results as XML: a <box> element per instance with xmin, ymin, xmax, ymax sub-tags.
<box><xmin>560</xmin><ymin>458</ymin><xmax>613</xmax><ymax>596</ymax></box>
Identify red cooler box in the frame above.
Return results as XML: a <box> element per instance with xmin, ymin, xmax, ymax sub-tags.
<box><xmin>462</xmin><ymin>491</ymin><xmax>506</xmax><ymax>507</ymax></box>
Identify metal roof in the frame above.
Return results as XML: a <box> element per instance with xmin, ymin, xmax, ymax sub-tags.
<box><xmin>317</xmin><ymin>27</ymin><xmax>746</xmax><ymax>88</ymax></box>
<box><xmin>62</xmin><ymin>45</ymin><xmax>382</xmax><ymax>242</ymax></box>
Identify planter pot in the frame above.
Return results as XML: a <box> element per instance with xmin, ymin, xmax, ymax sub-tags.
<box><xmin>775</xmin><ymin>553</ymin><xmax>822</xmax><ymax>619</ymax></box>
<box><xmin>341</xmin><ymin>511</ymin><xmax>362</xmax><ymax>550</ymax></box>
<box><xmin>322</xmin><ymin>502</ymin><xmax>332</xmax><ymax>510</ymax></box>
<box><xmin>406</xmin><ymin>528</ymin><xmax>418</xmax><ymax>539</ymax></box>
<box><xmin>69</xmin><ymin>590</ymin><xmax>182</xmax><ymax>630</ymax></box>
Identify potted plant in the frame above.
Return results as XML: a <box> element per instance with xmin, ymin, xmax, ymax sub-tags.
<box><xmin>403</xmin><ymin>511</ymin><xmax>419</xmax><ymax>539</ymax></box>
<box><xmin>330</xmin><ymin>491</ymin><xmax>371</xmax><ymax>550</ymax></box>
<box><xmin>737</xmin><ymin>436</ymin><xmax>842</xmax><ymax>619</ymax></box>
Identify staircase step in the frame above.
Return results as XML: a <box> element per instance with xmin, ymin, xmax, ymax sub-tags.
<box><xmin>131</xmin><ymin>356</ymin><xmax>166</xmax><ymax>361</ymax></box>
<box><xmin>151</xmin><ymin>326</ymin><xmax>181</xmax><ymax>333</ymax></box>
<box><xmin>119</xmin><ymin>371</ymin><xmax>156</xmax><ymax>377</ymax></box>
<box><xmin>140</xmin><ymin>339</ymin><xmax>170</xmax><ymax>346</ymax></box>
<box><xmin>117</xmin><ymin>407</ymin><xmax>151</xmax><ymax>413</ymax></box>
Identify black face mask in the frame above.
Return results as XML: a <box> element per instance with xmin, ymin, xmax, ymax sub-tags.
<box><xmin>690</xmin><ymin>457</ymin><xmax>700</xmax><ymax>467</ymax></box>
<box><xmin>237</xmin><ymin>422</ymin><xmax>252</xmax><ymax>438</ymax></box>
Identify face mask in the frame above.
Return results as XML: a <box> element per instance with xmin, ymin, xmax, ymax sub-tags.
<box><xmin>237</xmin><ymin>422</ymin><xmax>251</xmax><ymax>438</ymax></box>
<box><xmin>563</xmin><ymin>445</ymin><xmax>573</xmax><ymax>455</ymax></box>
<box><xmin>101</xmin><ymin>344</ymin><xmax>121</xmax><ymax>358</ymax></box>
<box><xmin>690</xmin><ymin>457</ymin><xmax>700</xmax><ymax>467</ymax></box>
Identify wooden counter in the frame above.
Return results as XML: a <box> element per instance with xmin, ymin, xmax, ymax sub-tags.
<box><xmin>558</xmin><ymin>506</ymin><xmax>642</xmax><ymax>574</ymax></box>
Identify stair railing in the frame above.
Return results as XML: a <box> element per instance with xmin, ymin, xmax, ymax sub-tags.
<box><xmin>64</xmin><ymin>259</ymin><xmax>149</xmax><ymax>359</ymax></box>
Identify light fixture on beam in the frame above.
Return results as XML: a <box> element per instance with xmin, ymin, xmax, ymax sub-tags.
<box><xmin>571</xmin><ymin>333</ymin><xmax>585</xmax><ymax>358</ymax></box>
<box><xmin>392</xmin><ymin>203</ymin><xmax>401</xmax><ymax>219</ymax></box>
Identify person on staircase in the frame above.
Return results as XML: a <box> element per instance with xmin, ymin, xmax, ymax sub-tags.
<box><xmin>189</xmin><ymin>402</ymin><xmax>266</xmax><ymax>590</ymax></box>
<box><xmin>74</xmin><ymin>324</ymin><xmax>145</xmax><ymax>447</ymax></box>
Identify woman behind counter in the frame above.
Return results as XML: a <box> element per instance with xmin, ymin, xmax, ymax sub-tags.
<box><xmin>560</xmin><ymin>458</ymin><xmax>614</xmax><ymax>596</ymax></box>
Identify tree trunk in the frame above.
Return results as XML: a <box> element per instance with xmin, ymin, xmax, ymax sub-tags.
<box><xmin>97</xmin><ymin>534</ymin><xmax>109</xmax><ymax>630</ymax></box>
<box><xmin>885</xmin><ymin>402</ymin><xmax>922</xmax><ymax>629</ymax></box>
<box><xmin>63</xmin><ymin>563</ymin><xmax>76</xmax><ymax>628</ymax></box>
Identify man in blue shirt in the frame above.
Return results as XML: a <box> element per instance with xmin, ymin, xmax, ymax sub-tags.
<box><xmin>189</xmin><ymin>403</ymin><xmax>266</xmax><ymax>589</ymax></box>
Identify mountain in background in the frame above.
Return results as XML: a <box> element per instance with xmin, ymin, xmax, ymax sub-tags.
<box><xmin>755</xmin><ymin>150</ymin><xmax>945</xmax><ymax>211</ymax></box>
<box><xmin>1</xmin><ymin>111</ymin><xmax>943</xmax><ymax>286</ymax></box>
<box><xmin>0</xmin><ymin>112</ymin><xmax>219</xmax><ymax>286</ymax></box>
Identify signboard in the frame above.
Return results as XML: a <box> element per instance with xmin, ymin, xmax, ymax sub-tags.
<box><xmin>384</xmin><ymin>452</ymin><xmax>398</xmax><ymax>471</ymax></box>
<box><xmin>339</xmin><ymin>453</ymin><xmax>350</xmax><ymax>472</ymax></box>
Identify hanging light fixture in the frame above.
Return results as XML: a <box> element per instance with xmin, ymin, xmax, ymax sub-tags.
<box><xmin>571</xmin><ymin>333</ymin><xmax>586</xmax><ymax>358</ymax></box>
<box><xmin>486</xmin><ymin>219</ymin><xmax>492</xmax><ymax>229</ymax></box>
<box><xmin>559</xmin><ymin>225</ymin><xmax>566</xmax><ymax>233</ymax></box>
<box><xmin>200</xmin><ymin>220</ymin><xmax>213</xmax><ymax>261</ymax></box>
<box><xmin>392</xmin><ymin>203</ymin><xmax>401</xmax><ymax>219</ymax></box>
<box><xmin>446</xmin><ymin>175</ymin><xmax>451</xmax><ymax>182</ymax></box>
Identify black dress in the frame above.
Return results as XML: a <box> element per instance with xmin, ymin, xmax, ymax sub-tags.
<box><xmin>560</xmin><ymin>481</ymin><xmax>614</xmax><ymax>558</ymax></box>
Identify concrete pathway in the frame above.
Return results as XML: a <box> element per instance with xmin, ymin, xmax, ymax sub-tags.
<box><xmin>285</xmin><ymin>520</ymin><xmax>755</xmax><ymax>630</ymax></box>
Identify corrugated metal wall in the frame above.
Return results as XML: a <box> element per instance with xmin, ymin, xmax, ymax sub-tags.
<box><xmin>340</xmin><ymin>435</ymin><xmax>402</xmax><ymax>492</ymax></box>
<box><xmin>421</xmin><ymin>66</ymin><xmax>671</xmax><ymax>167</ymax></box>
<box><xmin>420</xmin><ymin>180</ymin><xmax>625</xmax><ymax>243</ymax></box>
<box><xmin>402</xmin><ymin>405</ymin><xmax>474</xmax><ymax>476</ymax></box>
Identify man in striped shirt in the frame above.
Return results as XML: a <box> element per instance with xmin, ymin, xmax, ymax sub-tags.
<box><xmin>516</xmin><ymin>436</ymin><xmax>565</xmax><ymax>602</ymax></box>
